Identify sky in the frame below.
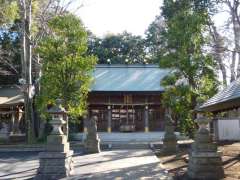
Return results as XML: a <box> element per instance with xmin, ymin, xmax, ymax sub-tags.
<box><xmin>76</xmin><ymin>0</ymin><xmax>162</xmax><ymax>37</ymax></box>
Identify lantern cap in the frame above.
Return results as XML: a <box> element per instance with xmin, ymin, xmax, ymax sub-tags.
<box><xmin>47</xmin><ymin>99</ymin><xmax>66</xmax><ymax>114</ymax></box>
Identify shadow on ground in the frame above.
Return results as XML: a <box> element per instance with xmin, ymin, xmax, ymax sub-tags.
<box><xmin>0</xmin><ymin>150</ymin><xmax>171</xmax><ymax>180</ymax></box>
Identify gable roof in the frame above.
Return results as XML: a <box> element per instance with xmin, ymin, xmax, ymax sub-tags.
<box><xmin>91</xmin><ymin>64</ymin><xmax>170</xmax><ymax>92</ymax></box>
<box><xmin>200</xmin><ymin>78</ymin><xmax>240</xmax><ymax>112</ymax></box>
<box><xmin>0</xmin><ymin>86</ymin><xmax>24</xmax><ymax>107</ymax></box>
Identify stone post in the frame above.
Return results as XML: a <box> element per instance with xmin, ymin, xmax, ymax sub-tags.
<box><xmin>84</xmin><ymin>115</ymin><xmax>101</xmax><ymax>153</ymax></box>
<box><xmin>11</xmin><ymin>106</ymin><xmax>23</xmax><ymax>134</ymax></box>
<box><xmin>107</xmin><ymin>106</ymin><xmax>112</xmax><ymax>133</ymax></box>
<box><xmin>187</xmin><ymin>115</ymin><xmax>224</xmax><ymax>179</ymax></box>
<box><xmin>36</xmin><ymin>99</ymin><xmax>74</xmax><ymax>179</ymax></box>
<box><xmin>161</xmin><ymin>111</ymin><xmax>177</xmax><ymax>155</ymax></box>
<box><xmin>144</xmin><ymin>105</ymin><xmax>149</xmax><ymax>132</ymax></box>
<box><xmin>9</xmin><ymin>107</ymin><xmax>25</xmax><ymax>142</ymax></box>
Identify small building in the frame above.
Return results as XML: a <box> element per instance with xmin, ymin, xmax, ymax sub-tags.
<box><xmin>87</xmin><ymin>64</ymin><xmax>170</xmax><ymax>133</ymax></box>
<box><xmin>0</xmin><ymin>85</ymin><xmax>25</xmax><ymax>141</ymax></box>
<box><xmin>200</xmin><ymin>79</ymin><xmax>240</xmax><ymax>141</ymax></box>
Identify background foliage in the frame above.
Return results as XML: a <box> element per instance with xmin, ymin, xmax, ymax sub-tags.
<box><xmin>87</xmin><ymin>31</ymin><xmax>147</xmax><ymax>64</ymax></box>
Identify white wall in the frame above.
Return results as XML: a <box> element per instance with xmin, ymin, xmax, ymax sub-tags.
<box><xmin>217</xmin><ymin>119</ymin><xmax>240</xmax><ymax>141</ymax></box>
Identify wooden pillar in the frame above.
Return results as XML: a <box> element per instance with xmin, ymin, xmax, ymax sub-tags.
<box><xmin>107</xmin><ymin>105</ymin><xmax>112</xmax><ymax>133</ymax></box>
<box><xmin>144</xmin><ymin>105</ymin><xmax>149</xmax><ymax>132</ymax></box>
<box><xmin>213</xmin><ymin>113</ymin><xmax>219</xmax><ymax>141</ymax></box>
<box><xmin>10</xmin><ymin>111</ymin><xmax>15</xmax><ymax>134</ymax></box>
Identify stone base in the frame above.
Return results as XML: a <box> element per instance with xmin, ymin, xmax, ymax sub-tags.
<box><xmin>161</xmin><ymin>141</ymin><xmax>177</xmax><ymax>155</ymax></box>
<box><xmin>0</xmin><ymin>134</ymin><xmax>9</xmax><ymax>142</ymax></box>
<box><xmin>187</xmin><ymin>151</ymin><xmax>224</xmax><ymax>179</ymax></box>
<box><xmin>36</xmin><ymin>150</ymin><xmax>74</xmax><ymax>180</ymax></box>
<box><xmin>161</xmin><ymin>132</ymin><xmax>177</xmax><ymax>155</ymax></box>
<box><xmin>9</xmin><ymin>133</ymin><xmax>26</xmax><ymax>143</ymax></box>
<box><xmin>85</xmin><ymin>138</ymin><xmax>100</xmax><ymax>154</ymax></box>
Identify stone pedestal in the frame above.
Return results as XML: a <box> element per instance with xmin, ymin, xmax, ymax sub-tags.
<box><xmin>38</xmin><ymin>151</ymin><xmax>73</xmax><ymax>179</ymax></box>
<box><xmin>36</xmin><ymin>100</ymin><xmax>74</xmax><ymax>180</ymax></box>
<box><xmin>9</xmin><ymin>133</ymin><xmax>26</xmax><ymax>143</ymax></box>
<box><xmin>0</xmin><ymin>123</ymin><xmax>9</xmax><ymax>142</ymax></box>
<box><xmin>187</xmin><ymin>117</ymin><xmax>224</xmax><ymax>179</ymax></box>
<box><xmin>84</xmin><ymin>116</ymin><xmax>100</xmax><ymax>153</ymax></box>
<box><xmin>162</xmin><ymin>113</ymin><xmax>177</xmax><ymax>155</ymax></box>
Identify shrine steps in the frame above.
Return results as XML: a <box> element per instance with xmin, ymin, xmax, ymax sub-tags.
<box><xmin>71</xmin><ymin>132</ymin><xmax>190</xmax><ymax>150</ymax></box>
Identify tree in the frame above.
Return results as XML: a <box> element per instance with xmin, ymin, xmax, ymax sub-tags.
<box><xmin>37</xmin><ymin>14</ymin><xmax>96</xmax><ymax>135</ymax></box>
<box><xmin>158</xmin><ymin>0</ymin><xmax>218</xmax><ymax>136</ymax></box>
<box><xmin>206</xmin><ymin>0</ymin><xmax>240</xmax><ymax>84</ymax></box>
<box><xmin>0</xmin><ymin>0</ymin><xmax>85</xmax><ymax>142</ymax></box>
<box><xmin>0</xmin><ymin>1</ymin><xmax>21</xmax><ymax>83</ymax></box>
<box><xmin>145</xmin><ymin>15</ymin><xmax>166</xmax><ymax>63</ymax></box>
<box><xmin>208</xmin><ymin>21</ymin><xmax>228</xmax><ymax>85</ymax></box>
<box><xmin>88</xmin><ymin>32</ymin><xmax>147</xmax><ymax>64</ymax></box>
<box><xmin>17</xmin><ymin>0</ymin><xmax>36</xmax><ymax>143</ymax></box>
<box><xmin>0</xmin><ymin>0</ymin><xmax>18</xmax><ymax>25</ymax></box>
<box><xmin>225</xmin><ymin>0</ymin><xmax>240</xmax><ymax>80</ymax></box>
<box><xmin>0</xmin><ymin>24</ymin><xmax>21</xmax><ymax>84</ymax></box>
<box><xmin>0</xmin><ymin>0</ymin><xmax>35</xmax><ymax>142</ymax></box>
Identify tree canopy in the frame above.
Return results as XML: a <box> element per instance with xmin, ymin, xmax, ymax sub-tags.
<box><xmin>37</xmin><ymin>14</ymin><xmax>96</xmax><ymax>117</ymax></box>
<box><xmin>157</xmin><ymin>0</ymin><xmax>218</xmax><ymax>135</ymax></box>
<box><xmin>87</xmin><ymin>32</ymin><xmax>148</xmax><ymax>64</ymax></box>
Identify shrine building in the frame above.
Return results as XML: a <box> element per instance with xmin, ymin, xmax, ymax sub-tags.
<box><xmin>0</xmin><ymin>64</ymin><xmax>171</xmax><ymax>142</ymax></box>
<box><xmin>86</xmin><ymin>64</ymin><xmax>170</xmax><ymax>133</ymax></box>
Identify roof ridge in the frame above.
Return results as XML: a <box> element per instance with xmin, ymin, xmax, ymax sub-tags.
<box><xmin>96</xmin><ymin>64</ymin><xmax>160</xmax><ymax>68</ymax></box>
<box><xmin>0</xmin><ymin>84</ymin><xmax>19</xmax><ymax>88</ymax></box>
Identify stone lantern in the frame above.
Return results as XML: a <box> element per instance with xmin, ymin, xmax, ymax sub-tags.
<box><xmin>187</xmin><ymin>113</ymin><xmax>224</xmax><ymax>179</ymax></box>
<box><xmin>36</xmin><ymin>99</ymin><xmax>74</xmax><ymax>179</ymax></box>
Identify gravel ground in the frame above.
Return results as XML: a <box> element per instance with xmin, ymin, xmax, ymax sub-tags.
<box><xmin>0</xmin><ymin>149</ymin><xmax>172</xmax><ymax>180</ymax></box>
<box><xmin>158</xmin><ymin>142</ymin><xmax>240</xmax><ymax>180</ymax></box>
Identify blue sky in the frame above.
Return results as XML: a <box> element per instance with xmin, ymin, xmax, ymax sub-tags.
<box><xmin>76</xmin><ymin>0</ymin><xmax>162</xmax><ymax>37</ymax></box>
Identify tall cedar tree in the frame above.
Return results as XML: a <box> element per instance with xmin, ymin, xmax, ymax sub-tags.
<box><xmin>159</xmin><ymin>0</ymin><xmax>218</xmax><ymax>136</ymax></box>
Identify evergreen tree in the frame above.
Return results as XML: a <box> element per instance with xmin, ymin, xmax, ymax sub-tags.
<box><xmin>37</xmin><ymin>14</ymin><xmax>96</xmax><ymax>119</ymax></box>
<box><xmin>159</xmin><ymin>0</ymin><xmax>218</xmax><ymax>136</ymax></box>
<box><xmin>88</xmin><ymin>32</ymin><xmax>147</xmax><ymax>64</ymax></box>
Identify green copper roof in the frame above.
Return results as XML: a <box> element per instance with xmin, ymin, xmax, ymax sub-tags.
<box><xmin>91</xmin><ymin>64</ymin><xmax>170</xmax><ymax>92</ymax></box>
<box><xmin>201</xmin><ymin>78</ymin><xmax>240</xmax><ymax>112</ymax></box>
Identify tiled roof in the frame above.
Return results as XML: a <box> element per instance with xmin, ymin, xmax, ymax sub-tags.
<box><xmin>91</xmin><ymin>64</ymin><xmax>170</xmax><ymax>92</ymax></box>
<box><xmin>200</xmin><ymin>78</ymin><xmax>240</xmax><ymax>112</ymax></box>
<box><xmin>0</xmin><ymin>86</ymin><xmax>24</xmax><ymax>106</ymax></box>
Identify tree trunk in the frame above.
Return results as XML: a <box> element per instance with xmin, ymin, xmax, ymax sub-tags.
<box><xmin>18</xmin><ymin>0</ymin><xmax>35</xmax><ymax>143</ymax></box>
<box><xmin>237</xmin><ymin>53</ymin><xmax>240</xmax><ymax>78</ymax></box>
<box><xmin>227</xmin><ymin>0</ymin><xmax>240</xmax><ymax>80</ymax></box>
<box><xmin>19</xmin><ymin>0</ymin><xmax>26</xmax><ymax>80</ymax></box>
<box><xmin>230</xmin><ymin>50</ymin><xmax>236</xmax><ymax>82</ymax></box>
<box><xmin>209</xmin><ymin>22</ymin><xmax>227</xmax><ymax>85</ymax></box>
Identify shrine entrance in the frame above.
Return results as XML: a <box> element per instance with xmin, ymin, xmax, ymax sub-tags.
<box><xmin>111</xmin><ymin>105</ymin><xmax>145</xmax><ymax>132</ymax></box>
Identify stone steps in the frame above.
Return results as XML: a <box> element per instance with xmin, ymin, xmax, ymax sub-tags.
<box><xmin>70</xmin><ymin>132</ymin><xmax>186</xmax><ymax>143</ymax></box>
<box><xmin>102</xmin><ymin>142</ymin><xmax>151</xmax><ymax>150</ymax></box>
